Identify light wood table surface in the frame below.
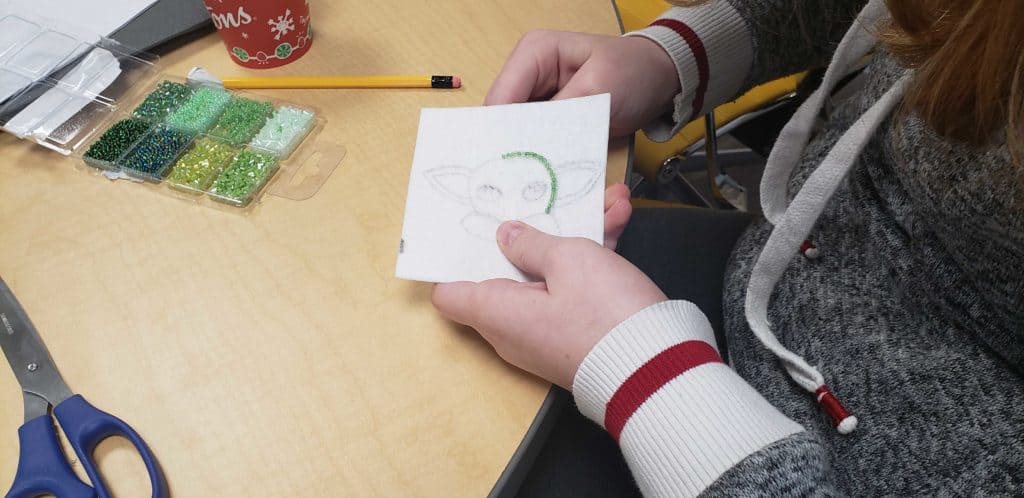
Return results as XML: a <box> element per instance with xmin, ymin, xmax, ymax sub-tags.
<box><xmin>0</xmin><ymin>1</ymin><xmax>628</xmax><ymax>496</ymax></box>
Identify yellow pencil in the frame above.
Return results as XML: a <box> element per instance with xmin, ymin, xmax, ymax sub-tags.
<box><xmin>220</xmin><ymin>75</ymin><xmax>462</xmax><ymax>89</ymax></box>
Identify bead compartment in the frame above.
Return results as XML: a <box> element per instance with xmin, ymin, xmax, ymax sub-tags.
<box><xmin>208</xmin><ymin>148</ymin><xmax>280</xmax><ymax>207</ymax></box>
<box><xmin>116</xmin><ymin>124</ymin><xmax>195</xmax><ymax>182</ymax></box>
<box><xmin>207</xmin><ymin>96</ymin><xmax>274</xmax><ymax>146</ymax></box>
<box><xmin>164</xmin><ymin>86</ymin><xmax>232</xmax><ymax>135</ymax></box>
<box><xmin>82</xmin><ymin>118</ymin><xmax>153</xmax><ymax>170</ymax></box>
<box><xmin>249</xmin><ymin>105</ymin><xmax>316</xmax><ymax>159</ymax></box>
<box><xmin>132</xmin><ymin>80</ymin><xmax>193</xmax><ymax>122</ymax></box>
<box><xmin>166</xmin><ymin>136</ymin><xmax>239</xmax><ymax>195</ymax></box>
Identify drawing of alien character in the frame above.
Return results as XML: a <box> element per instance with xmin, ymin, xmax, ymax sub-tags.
<box><xmin>424</xmin><ymin>151</ymin><xmax>601</xmax><ymax>239</ymax></box>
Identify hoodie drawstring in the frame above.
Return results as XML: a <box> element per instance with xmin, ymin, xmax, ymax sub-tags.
<box><xmin>744</xmin><ymin>0</ymin><xmax>911</xmax><ymax>434</ymax></box>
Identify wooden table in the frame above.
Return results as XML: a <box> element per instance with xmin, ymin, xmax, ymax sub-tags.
<box><xmin>0</xmin><ymin>1</ymin><xmax>627</xmax><ymax>496</ymax></box>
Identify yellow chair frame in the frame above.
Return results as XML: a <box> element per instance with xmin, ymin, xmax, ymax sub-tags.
<box><xmin>615</xmin><ymin>0</ymin><xmax>806</xmax><ymax>185</ymax></box>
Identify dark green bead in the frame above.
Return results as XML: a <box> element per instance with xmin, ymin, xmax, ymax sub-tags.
<box><xmin>132</xmin><ymin>81</ymin><xmax>193</xmax><ymax>121</ymax></box>
<box><xmin>83</xmin><ymin>118</ymin><xmax>152</xmax><ymax>169</ymax></box>
<box><xmin>117</xmin><ymin>125</ymin><xmax>194</xmax><ymax>180</ymax></box>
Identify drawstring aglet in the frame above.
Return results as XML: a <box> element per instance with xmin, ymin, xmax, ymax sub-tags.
<box><xmin>815</xmin><ymin>385</ymin><xmax>858</xmax><ymax>434</ymax></box>
<box><xmin>800</xmin><ymin>240</ymin><xmax>820</xmax><ymax>259</ymax></box>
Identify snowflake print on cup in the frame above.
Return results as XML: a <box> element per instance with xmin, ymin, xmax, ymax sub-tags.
<box><xmin>203</xmin><ymin>0</ymin><xmax>313</xmax><ymax>69</ymax></box>
<box><xmin>268</xmin><ymin>9</ymin><xmax>295</xmax><ymax>40</ymax></box>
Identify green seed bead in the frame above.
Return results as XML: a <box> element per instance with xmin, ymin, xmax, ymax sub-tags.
<box><xmin>208</xmin><ymin>97</ymin><xmax>274</xmax><ymax>146</ymax></box>
<box><xmin>209</xmin><ymin>148</ymin><xmax>279</xmax><ymax>206</ymax></box>
<box><xmin>167</xmin><ymin>137</ymin><xmax>238</xmax><ymax>193</ymax></box>
<box><xmin>165</xmin><ymin>87</ymin><xmax>231</xmax><ymax>135</ymax></box>
<box><xmin>132</xmin><ymin>81</ymin><xmax>193</xmax><ymax>121</ymax></box>
<box><xmin>83</xmin><ymin>118</ymin><xmax>152</xmax><ymax>169</ymax></box>
<box><xmin>249</xmin><ymin>106</ymin><xmax>315</xmax><ymax>158</ymax></box>
<box><xmin>117</xmin><ymin>125</ymin><xmax>193</xmax><ymax>180</ymax></box>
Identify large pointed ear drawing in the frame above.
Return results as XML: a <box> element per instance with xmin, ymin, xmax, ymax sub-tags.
<box><xmin>424</xmin><ymin>165</ymin><xmax>471</xmax><ymax>204</ymax></box>
<box><xmin>554</xmin><ymin>161</ymin><xmax>601</xmax><ymax>205</ymax></box>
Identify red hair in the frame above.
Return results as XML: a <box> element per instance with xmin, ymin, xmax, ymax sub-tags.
<box><xmin>668</xmin><ymin>0</ymin><xmax>1024</xmax><ymax>162</ymax></box>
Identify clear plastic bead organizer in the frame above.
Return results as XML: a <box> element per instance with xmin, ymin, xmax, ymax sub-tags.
<box><xmin>0</xmin><ymin>14</ymin><xmax>341</xmax><ymax>212</ymax></box>
<box><xmin>78</xmin><ymin>77</ymin><xmax>333</xmax><ymax>210</ymax></box>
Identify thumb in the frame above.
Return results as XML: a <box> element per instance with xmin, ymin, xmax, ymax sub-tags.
<box><xmin>496</xmin><ymin>221</ymin><xmax>561</xmax><ymax>278</ymax></box>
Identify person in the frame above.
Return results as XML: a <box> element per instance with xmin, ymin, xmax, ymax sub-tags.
<box><xmin>432</xmin><ymin>0</ymin><xmax>1024</xmax><ymax>495</ymax></box>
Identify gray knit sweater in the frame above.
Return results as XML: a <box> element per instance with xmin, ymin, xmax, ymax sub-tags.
<box><xmin>571</xmin><ymin>1</ymin><xmax>1024</xmax><ymax>496</ymax></box>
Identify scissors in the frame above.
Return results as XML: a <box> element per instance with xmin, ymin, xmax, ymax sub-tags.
<box><xmin>1</xmin><ymin>277</ymin><xmax>168</xmax><ymax>498</ymax></box>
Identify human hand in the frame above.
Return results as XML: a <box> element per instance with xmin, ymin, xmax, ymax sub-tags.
<box><xmin>486</xmin><ymin>30</ymin><xmax>681</xmax><ymax>138</ymax></box>
<box><xmin>603</xmin><ymin>182</ymin><xmax>631</xmax><ymax>250</ymax></box>
<box><xmin>432</xmin><ymin>217</ymin><xmax>665</xmax><ymax>390</ymax></box>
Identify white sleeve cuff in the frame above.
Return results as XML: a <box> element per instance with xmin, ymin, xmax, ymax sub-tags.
<box><xmin>573</xmin><ymin>300</ymin><xmax>718</xmax><ymax>421</ymax></box>
<box><xmin>572</xmin><ymin>300</ymin><xmax>804</xmax><ymax>497</ymax></box>
<box><xmin>625</xmin><ymin>2</ymin><xmax>753</xmax><ymax>141</ymax></box>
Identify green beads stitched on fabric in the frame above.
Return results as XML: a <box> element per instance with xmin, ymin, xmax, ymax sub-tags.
<box><xmin>164</xmin><ymin>87</ymin><xmax>231</xmax><ymax>135</ymax></box>
<box><xmin>209</xmin><ymin>149</ymin><xmax>279</xmax><ymax>206</ymax></box>
<box><xmin>132</xmin><ymin>81</ymin><xmax>193</xmax><ymax>121</ymax></box>
<box><xmin>208</xmin><ymin>97</ymin><xmax>274</xmax><ymax>146</ymax></box>
<box><xmin>501</xmin><ymin>151</ymin><xmax>558</xmax><ymax>214</ymax></box>
<box><xmin>166</xmin><ymin>137</ymin><xmax>238</xmax><ymax>193</ymax></box>
<box><xmin>83</xmin><ymin>118</ymin><xmax>152</xmax><ymax>169</ymax></box>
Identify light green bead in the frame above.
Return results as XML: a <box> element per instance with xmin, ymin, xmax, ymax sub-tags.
<box><xmin>165</xmin><ymin>87</ymin><xmax>231</xmax><ymax>135</ymax></box>
<box><xmin>249</xmin><ymin>106</ymin><xmax>315</xmax><ymax>158</ymax></box>
<box><xmin>208</xmin><ymin>148</ymin><xmax>279</xmax><ymax>207</ymax></box>
<box><xmin>208</xmin><ymin>97</ymin><xmax>274</xmax><ymax>146</ymax></box>
<box><xmin>167</xmin><ymin>137</ymin><xmax>238</xmax><ymax>193</ymax></box>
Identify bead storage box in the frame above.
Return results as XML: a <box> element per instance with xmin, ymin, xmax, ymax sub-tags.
<box><xmin>80</xmin><ymin>78</ymin><xmax>327</xmax><ymax>208</ymax></box>
<box><xmin>0</xmin><ymin>14</ymin><xmax>340</xmax><ymax>212</ymax></box>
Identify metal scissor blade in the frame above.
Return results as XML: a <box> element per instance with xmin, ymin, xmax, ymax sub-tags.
<box><xmin>22</xmin><ymin>390</ymin><xmax>50</xmax><ymax>421</ymax></box>
<box><xmin>0</xmin><ymin>277</ymin><xmax>73</xmax><ymax>407</ymax></box>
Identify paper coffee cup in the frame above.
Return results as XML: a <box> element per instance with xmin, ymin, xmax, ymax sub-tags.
<box><xmin>203</xmin><ymin>0</ymin><xmax>313</xmax><ymax>69</ymax></box>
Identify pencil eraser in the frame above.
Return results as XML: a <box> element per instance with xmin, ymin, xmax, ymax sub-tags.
<box><xmin>452</xmin><ymin>76</ymin><xmax>462</xmax><ymax>89</ymax></box>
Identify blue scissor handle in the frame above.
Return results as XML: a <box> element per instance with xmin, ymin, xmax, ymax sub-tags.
<box><xmin>6</xmin><ymin>415</ymin><xmax>94</xmax><ymax>498</ymax></box>
<box><xmin>53</xmin><ymin>395</ymin><xmax>168</xmax><ymax>498</ymax></box>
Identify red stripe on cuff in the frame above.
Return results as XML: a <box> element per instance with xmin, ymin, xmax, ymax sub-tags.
<box><xmin>650</xmin><ymin>19</ymin><xmax>709</xmax><ymax>121</ymax></box>
<box><xmin>605</xmin><ymin>340</ymin><xmax>723</xmax><ymax>441</ymax></box>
